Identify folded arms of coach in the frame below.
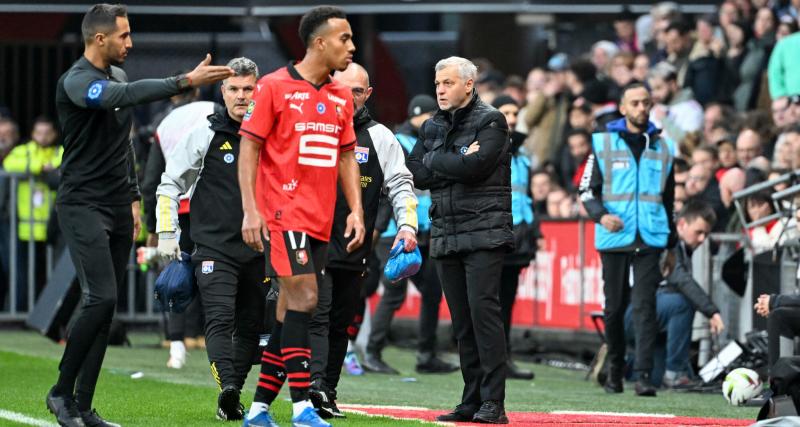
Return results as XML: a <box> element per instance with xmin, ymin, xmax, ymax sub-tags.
<box><xmin>407</xmin><ymin>115</ymin><xmax>509</xmax><ymax>188</ymax></box>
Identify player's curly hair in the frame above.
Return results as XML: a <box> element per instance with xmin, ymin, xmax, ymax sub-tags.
<box><xmin>298</xmin><ymin>6</ymin><xmax>347</xmax><ymax>48</ymax></box>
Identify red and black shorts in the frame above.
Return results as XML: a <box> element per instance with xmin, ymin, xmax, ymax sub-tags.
<box><xmin>264</xmin><ymin>230</ymin><xmax>328</xmax><ymax>278</ymax></box>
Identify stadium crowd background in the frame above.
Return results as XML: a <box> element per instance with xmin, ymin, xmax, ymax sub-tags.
<box><xmin>0</xmin><ymin>0</ymin><xmax>799</xmax><ymax>358</ymax></box>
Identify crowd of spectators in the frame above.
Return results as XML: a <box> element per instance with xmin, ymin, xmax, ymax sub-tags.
<box><xmin>473</xmin><ymin>0</ymin><xmax>800</xmax><ymax>246</ymax></box>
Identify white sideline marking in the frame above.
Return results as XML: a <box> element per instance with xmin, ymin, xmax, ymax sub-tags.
<box><xmin>0</xmin><ymin>409</ymin><xmax>58</xmax><ymax>426</ymax></box>
<box><xmin>551</xmin><ymin>410</ymin><xmax>676</xmax><ymax>418</ymax></box>
<box><xmin>338</xmin><ymin>403</ymin><xmax>431</xmax><ymax>411</ymax></box>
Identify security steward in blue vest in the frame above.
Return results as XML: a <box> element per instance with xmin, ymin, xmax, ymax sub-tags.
<box><xmin>578</xmin><ymin>83</ymin><xmax>676</xmax><ymax>397</ymax></box>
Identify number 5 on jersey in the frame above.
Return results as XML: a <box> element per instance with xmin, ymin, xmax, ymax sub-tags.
<box><xmin>298</xmin><ymin>134</ymin><xmax>339</xmax><ymax>167</ymax></box>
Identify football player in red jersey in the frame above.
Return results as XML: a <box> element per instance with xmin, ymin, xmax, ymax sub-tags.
<box><xmin>238</xmin><ymin>6</ymin><xmax>365</xmax><ymax>427</ymax></box>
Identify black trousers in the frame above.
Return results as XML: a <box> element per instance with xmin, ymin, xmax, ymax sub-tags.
<box><xmin>368</xmin><ymin>241</ymin><xmax>443</xmax><ymax>357</ymax></box>
<box><xmin>500</xmin><ymin>264</ymin><xmax>525</xmax><ymax>356</ymax></box>
<box><xmin>309</xmin><ymin>267</ymin><xmax>364</xmax><ymax>393</ymax></box>
<box><xmin>768</xmin><ymin>306</ymin><xmax>800</xmax><ymax>373</ymax></box>
<box><xmin>436</xmin><ymin>249</ymin><xmax>507</xmax><ymax>405</ymax></box>
<box><xmin>54</xmin><ymin>203</ymin><xmax>132</xmax><ymax>409</ymax></box>
<box><xmin>600</xmin><ymin>250</ymin><xmax>662</xmax><ymax>374</ymax></box>
<box><xmin>194</xmin><ymin>256</ymin><xmax>266</xmax><ymax>390</ymax></box>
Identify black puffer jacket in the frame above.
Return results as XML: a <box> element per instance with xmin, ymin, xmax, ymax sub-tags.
<box><xmin>407</xmin><ymin>91</ymin><xmax>513</xmax><ymax>257</ymax></box>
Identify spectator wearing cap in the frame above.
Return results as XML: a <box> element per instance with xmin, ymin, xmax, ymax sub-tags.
<box><xmin>578</xmin><ymin>79</ymin><xmax>621</xmax><ymax>131</ymax></box>
<box><xmin>521</xmin><ymin>56</ymin><xmax>570</xmax><ymax>168</ymax></box>
<box><xmin>648</xmin><ymin>62</ymin><xmax>703</xmax><ymax>144</ymax></box>
<box><xmin>768</xmin><ymin>32</ymin><xmax>800</xmax><ymax>100</ymax></box>
<box><xmin>614</xmin><ymin>8</ymin><xmax>640</xmax><ymax>54</ymax></box>
<box><xmin>492</xmin><ymin>95</ymin><xmax>540</xmax><ymax>381</ymax></box>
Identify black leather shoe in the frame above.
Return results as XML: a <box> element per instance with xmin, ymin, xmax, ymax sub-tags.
<box><xmin>635</xmin><ymin>373</ymin><xmax>657</xmax><ymax>397</ymax></box>
<box><xmin>80</xmin><ymin>409</ymin><xmax>121</xmax><ymax>427</ymax></box>
<box><xmin>416</xmin><ymin>356</ymin><xmax>458</xmax><ymax>374</ymax></box>
<box><xmin>362</xmin><ymin>352</ymin><xmax>399</xmax><ymax>374</ymax></box>
<box><xmin>604</xmin><ymin>372</ymin><xmax>623</xmax><ymax>394</ymax></box>
<box><xmin>46</xmin><ymin>389</ymin><xmax>86</xmax><ymax>427</ymax></box>
<box><xmin>506</xmin><ymin>360</ymin><xmax>534</xmax><ymax>380</ymax></box>
<box><xmin>436</xmin><ymin>403</ymin><xmax>478</xmax><ymax>422</ymax></box>
<box><xmin>216</xmin><ymin>385</ymin><xmax>244</xmax><ymax>420</ymax></box>
<box><xmin>473</xmin><ymin>400</ymin><xmax>509</xmax><ymax>424</ymax></box>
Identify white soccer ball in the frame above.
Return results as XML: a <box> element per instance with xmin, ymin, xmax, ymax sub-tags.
<box><xmin>722</xmin><ymin>368</ymin><xmax>763</xmax><ymax>406</ymax></box>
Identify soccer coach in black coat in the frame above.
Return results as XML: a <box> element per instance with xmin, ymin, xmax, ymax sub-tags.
<box><xmin>407</xmin><ymin>56</ymin><xmax>513</xmax><ymax>425</ymax></box>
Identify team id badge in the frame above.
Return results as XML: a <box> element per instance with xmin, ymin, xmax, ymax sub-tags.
<box><xmin>202</xmin><ymin>261</ymin><xmax>214</xmax><ymax>274</ymax></box>
<box><xmin>296</xmin><ymin>249</ymin><xmax>309</xmax><ymax>266</ymax></box>
<box><xmin>355</xmin><ymin>146</ymin><xmax>369</xmax><ymax>164</ymax></box>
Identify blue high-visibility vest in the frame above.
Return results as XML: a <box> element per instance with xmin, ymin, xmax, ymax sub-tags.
<box><xmin>510</xmin><ymin>146</ymin><xmax>534</xmax><ymax>226</ymax></box>
<box><xmin>592</xmin><ymin>132</ymin><xmax>673</xmax><ymax>250</ymax></box>
<box><xmin>382</xmin><ymin>133</ymin><xmax>431</xmax><ymax>237</ymax></box>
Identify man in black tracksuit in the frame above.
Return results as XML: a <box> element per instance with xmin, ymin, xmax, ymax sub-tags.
<box><xmin>408</xmin><ymin>57</ymin><xmax>513</xmax><ymax>424</ymax></box>
<box><xmin>156</xmin><ymin>58</ymin><xmax>261</xmax><ymax>421</ymax></box>
<box><xmin>578</xmin><ymin>83</ymin><xmax>676</xmax><ymax>397</ymax></box>
<box><xmin>47</xmin><ymin>5</ymin><xmax>232</xmax><ymax>427</ymax></box>
<box><xmin>308</xmin><ymin>63</ymin><xmax>418</xmax><ymax>419</ymax></box>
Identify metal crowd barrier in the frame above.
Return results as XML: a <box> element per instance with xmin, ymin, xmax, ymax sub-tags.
<box><xmin>0</xmin><ymin>171</ymin><xmax>162</xmax><ymax>323</ymax></box>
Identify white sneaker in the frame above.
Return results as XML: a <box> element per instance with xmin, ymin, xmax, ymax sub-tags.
<box><xmin>166</xmin><ymin>341</ymin><xmax>186</xmax><ymax>369</ymax></box>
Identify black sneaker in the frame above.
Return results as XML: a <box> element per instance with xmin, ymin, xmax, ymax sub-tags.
<box><xmin>436</xmin><ymin>403</ymin><xmax>478</xmax><ymax>422</ymax></box>
<box><xmin>472</xmin><ymin>400</ymin><xmax>509</xmax><ymax>424</ymax></box>
<box><xmin>46</xmin><ymin>388</ymin><xmax>85</xmax><ymax>427</ymax></box>
<box><xmin>635</xmin><ymin>373</ymin><xmax>657</xmax><ymax>397</ymax></box>
<box><xmin>217</xmin><ymin>385</ymin><xmax>244</xmax><ymax>420</ymax></box>
<box><xmin>309</xmin><ymin>387</ymin><xmax>346</xmax><ymax>419</ymax></box>
<box><xmin>362</xmin><ymin>352</ymin><xmax>399</xmax><ymax>375</ymax></box>
<box><xmin>416</xmin><ymin>356</ymin><xmax>458</xmax><ymax>374</ymax></box>
<box><xmin>79</xmin><ymin>409</ymin><xmax>121</xmax><ymax>427</ymax></box>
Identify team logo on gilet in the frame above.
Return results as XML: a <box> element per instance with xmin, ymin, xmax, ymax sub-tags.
<box><xmin>202</xmin><ymin>261</ymin><xmax>214</xmax><ymax>274</ymax></box>
<box><xmin>354</xmin><ymin>146</ymin><xmax>369</xmax><ymax>164</ymax></box>
<box><xmin>296</xmin><ymin>249</ymin><xmax>309</xmax><ymax>266</ymax></box>
<box><xmin>224</xmin><ymin>153</ymin><xmax>234</xmax><ymax>164</ymax></box>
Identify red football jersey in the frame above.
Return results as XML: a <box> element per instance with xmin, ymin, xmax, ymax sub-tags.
<box><xmin>239</xmin><ymin>63</ymin><xmax>356</xmax><ymax>242</ymax></box>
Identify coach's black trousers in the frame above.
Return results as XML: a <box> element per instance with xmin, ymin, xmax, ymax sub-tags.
<box><xmin>436</xmin><ymin>249</ymin><xmax>507</xmax><ymax>405</ymax></box>
<box><xmin>368</xmin><ymin>242</ymin><xmax>443</xmax><ymax>358</ymax></box>
<box><xmin>194</xmin><ymin>256</ymin><xmax>266</xmax><ymax>391</ymax></box>
<box><xmin>601</xmin><ymin>250</ymin><xmax>662</xmax><ymax>375</ymax></box>
<box><xmin>53</xmin><ymin>203</ymin><xmax>132</xmax><ymax>411</ymax></box>
<box><xmin>309</xmin><ymin>267</ymin><xmax>364</xmax><ymax>393</ymax></box>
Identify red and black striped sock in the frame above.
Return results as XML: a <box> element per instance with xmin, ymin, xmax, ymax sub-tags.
<box><xmin>281</xmin><ymin>310</ymin><xmax>312</xmax><ymax>403</ymax></box>
<box><xmin>254</xmin><ymin>322</ymin><xmax>285</xmax><ymax>405</ymax></box>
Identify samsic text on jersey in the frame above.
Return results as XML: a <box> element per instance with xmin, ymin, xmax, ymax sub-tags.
<box><xmin>239</xmin><ymin>63</ymin><xmax>356</xmax><ymax>242</ymax></box>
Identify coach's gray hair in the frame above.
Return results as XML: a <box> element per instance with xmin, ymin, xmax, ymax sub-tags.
<box><xmin>434</xmin><ymin>56</ymin><xmax>478</xmax><ymax>81</ymax></box>
<box><xmin>648</xmin><ymin>61</ymin><xmax>677</xmax><ymax>82</ymax></box>
<box><xmin>224</xmin><ymin>57</ymin><xmax>259</xmax><ymax>83</ymax></box>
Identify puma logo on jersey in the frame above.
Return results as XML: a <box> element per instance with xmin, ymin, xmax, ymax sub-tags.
<box><xmin>220</xmin><ymin>141</ymin><xmax>232</xmax><ymax>150</ymax></box>
<box><xmin>290</xmin><ymin>103</ymin><xmax>304</xmax><ymax>114</ymax></box>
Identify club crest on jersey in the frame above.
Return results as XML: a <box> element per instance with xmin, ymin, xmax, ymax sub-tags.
<box><xmin>316</xmin><ymin>102</ymin><xmax>326</xmax><ymax>114</ymax></box>
<box><xmin>202</xmin><ymin>261</ymin><xmax>214</xmax><ymax>274</ymax></box>
<box><xmin>460</xmin><ymin>146</ymin><xmax>469</xmax><ymax>154</ymax></box>
<box><xmin>296</xmin><ymin>249</ymin><xmax>309</xmax><ymax>266</ymax></box>
<box><xmin>243</xmin><ymin>101</ymin><xmax>256</xmax><ymax>121</ymax></box>
<box><xmin>224</xmin><ymin>153</ymin><xmax>235</xmax><ymax>164</ymax></box>
<box><xmin>355</xmin><ymin>146</ymin><xmax>369</xmax><ymax>164</ymax></box>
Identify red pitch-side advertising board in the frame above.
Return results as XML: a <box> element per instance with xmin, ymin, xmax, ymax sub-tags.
<box><xmin>369</xmin><ymin>220</ymin><xmax>605</xmax><ymax>332</ymax></box>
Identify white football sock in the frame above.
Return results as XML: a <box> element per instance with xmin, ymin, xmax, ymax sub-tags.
<box><xmin>247</xmin><ymin>402</ymin><xmax>268</xmax><ymax>419</ymax></box>
<box><xmin>292</xmin><ymin>400</ymin><xmax>314</xmax><ymax>418</ymax></box>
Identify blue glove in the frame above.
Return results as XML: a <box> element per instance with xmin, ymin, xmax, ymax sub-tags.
<box><xmin>383</xmin><ymin>239</ymin><xmax>422</xmax><ymax>283</ymax></box>
<box><xmin>154</xmin><ymin>252</ymin><xmax>197</xmax><ymax>313</ymax></box>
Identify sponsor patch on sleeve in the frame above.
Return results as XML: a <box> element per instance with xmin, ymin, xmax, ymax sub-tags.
<box><xmin>243</xmin><ymin>100</ymin><xmax>256</xmax><ymax>121</ymax></box>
